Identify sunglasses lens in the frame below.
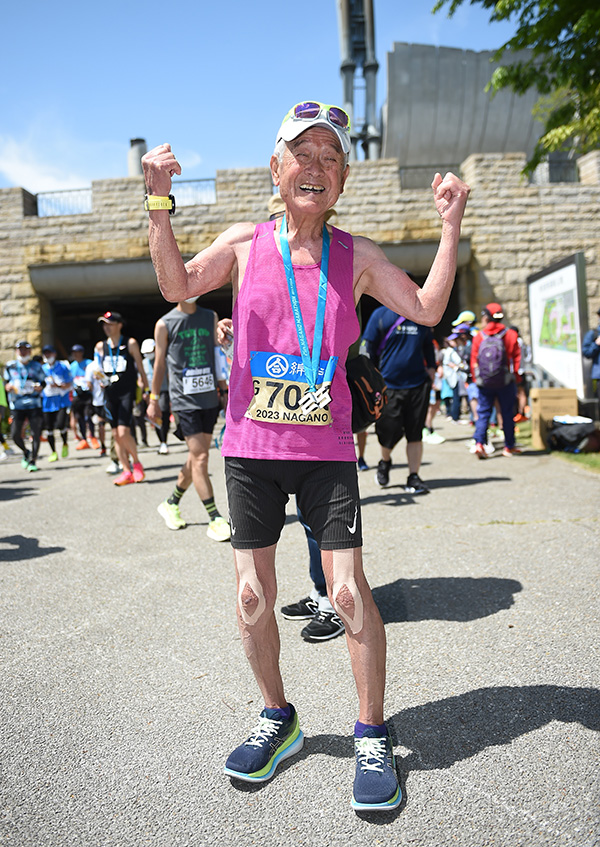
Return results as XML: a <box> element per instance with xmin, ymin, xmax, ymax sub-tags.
<box><xmin>294</xmin><ymin>101</ymin><xmax>321</xmax><ymax>119</ymax></box>
<box><xmin>329</xmin><ymin>107</ymin><xmax>349</xmax><ymax>129</ymax></box>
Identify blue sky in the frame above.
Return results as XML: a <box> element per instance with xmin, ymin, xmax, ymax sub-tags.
<box><xmin>0</xmin><ymin>0</ymin><xmax>517</xmax><ymax>194</ymax></box>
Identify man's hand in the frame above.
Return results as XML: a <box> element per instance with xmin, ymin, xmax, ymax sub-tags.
<box><xmin>431</xmin><ymin>172</ymin><xmax>470</xmax><ymax>227</ymax></box>
<box><xmin>146</xmin><ymin>397</ymin><xmax>162</xmax><ymax>426</ymax></box>
<box><xmin>142</xmin><ymin>144</ymin><xmax>182</xmax><ymax>197</ymax></box>
<box><xmin>217</xmin><ymin>318</ymin><xmax>233</xmax><ymax>349</ymax></box>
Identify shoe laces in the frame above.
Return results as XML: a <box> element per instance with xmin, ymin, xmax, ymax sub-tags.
<box><xmin>355</xmin><ymin>736</ymin><xmax>387</xmax><ymax>773</ymax></box>
<box><xmin>245</xmin><ymin>716</ymin><xmax>282</xmax><ymax>748</ymax></box>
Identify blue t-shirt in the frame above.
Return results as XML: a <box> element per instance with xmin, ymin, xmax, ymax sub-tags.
<box><xmin>3</xmin><ymin>359</ymin><xmax>47</xmax><ymax>410</ymax></box>
<box><xmin>362</xmin><ymin>307</ymin><xmax>435</xmax><ymax>390</ymax></box>
<box><xmin>70</xmin><ymin>359</ymin><xmax>92</xmax><ymax>393</ymax></box>
<box><xmin>42</xmin><ymin>360</ymin><xmax>72</xmax><ymax>412</ymax></box>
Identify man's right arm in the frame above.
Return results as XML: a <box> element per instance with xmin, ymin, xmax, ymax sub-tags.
<box><xmin>142</xmin><ymin>144</ymin><xmax>251</xmax><ymax>302</ymax></box>
<box><xmin>151</xmin><ymin>321</ymin><xmax>168</xmax><ymax>393</ymax></box>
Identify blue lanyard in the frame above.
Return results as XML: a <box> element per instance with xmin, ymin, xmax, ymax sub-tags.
<box><xmin>107</xmin><ymin>336</ymin><xmax>122</xmax><ymax>373</ymax></box>
<box><xmin>279</xmin><ymin>215</ymin><xmax>331</xmax><ymax>393</ymax></box>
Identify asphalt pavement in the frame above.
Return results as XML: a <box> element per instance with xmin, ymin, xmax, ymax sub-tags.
<box><xmin>1</xmin><ymin>417</ymin><xmax>599</xmax><ymax>847</ymax></box>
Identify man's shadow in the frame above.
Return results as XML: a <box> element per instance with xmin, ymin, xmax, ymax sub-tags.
<box><xmin>372</xmin><ymin>576</ymin><xmax>522</xmax><ymax>623</ymax></box>
<box><xmin>385</xmin><ymin>685</ymin><xmax>600</xmax><ymax>772</ymax></box>
<box><xmin>0</xmin><ymin>534</ymin><xmax>65</xmax><ymax>561</ymax></box>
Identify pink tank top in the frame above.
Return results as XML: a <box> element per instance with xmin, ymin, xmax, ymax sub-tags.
<box><xmin>221</xmin><ymin>220</ymin><xmax>359</xmax><ymax>462</ymax></box>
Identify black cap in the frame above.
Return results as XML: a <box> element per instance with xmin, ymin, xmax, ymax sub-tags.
<box><xmin>98</xmin><ymin>310</ymin><xmax>124</xmax><ymax>324</ymax></box>
<box><xmin>71</xmin><ymin>344</ymin><xmax>85</xmax><ymax>353</ymax></box>
<box><xmin>42</xmin><ymin>344</ymin><xmax>56</xmax><ymax>354</ymax></box>
<box><xmin>15</xmin><ymin>340</ymin><xmax>31</xmax><ymax>349</ymax></box>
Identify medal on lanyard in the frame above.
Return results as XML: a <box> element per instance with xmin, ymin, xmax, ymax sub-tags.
<box><xmin>279</xmin><ymin>215</ymin><xmax>336</xmax><ymax>412</ymax></box>
<box><xmin>108</xmin><ymin>336</ymin><xmax>122</xmax><ymax>382</ymax></box>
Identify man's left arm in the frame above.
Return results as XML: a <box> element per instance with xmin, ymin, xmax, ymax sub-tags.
<box><xmin>356</xmin><ymin>172</ymin><xmax>470</xmax><ymax>326</ymax></box>
<box><xmin>128</xmin><ymin>338</ymin><xmax>149</xmax><ymax>393</ymax></box>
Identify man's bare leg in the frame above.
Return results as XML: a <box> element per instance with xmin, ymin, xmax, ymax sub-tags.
<box><xmin>185</xmin><ymin>431</ymin><xmax>214</xmax><ymax>500</ymax></box>
<box><xmin>114</xmin><ymin>424</ymin><xmax>139</xmax><ymax>469</ymax></box>
<box><xmin>321</xmin><ymin>547</ymin><xmax>386</xmax><ymax>725</ymax></box>
<box><xmin>234</xmin><ymin>544</ymin><xmax>286</xmax><ymax>708</ymax></box>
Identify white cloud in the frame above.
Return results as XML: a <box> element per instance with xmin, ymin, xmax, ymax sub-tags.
<box><xmin>0</xmin><ymin>135</ymin><xmax>90</xmax><ymax>194</ymax></box>
<box><xmin>177</xmin><ymin>149</ymin><xmax>203</xmax><ymax>171</ymax></box>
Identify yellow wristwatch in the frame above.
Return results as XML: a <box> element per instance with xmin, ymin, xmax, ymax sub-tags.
<box><xmin>144</xmin><ymin>194</ymin><xmax>176</xmax><ymax>215</ymax></box>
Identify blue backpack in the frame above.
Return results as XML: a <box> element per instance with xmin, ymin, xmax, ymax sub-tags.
<box><xmin>476</xmin><ymin>330</ymin><xmax>509</xmax><ymax>389</ymax></box>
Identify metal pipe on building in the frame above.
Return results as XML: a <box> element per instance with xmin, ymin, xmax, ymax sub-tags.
<box><xmin>336</xmin><ymin>0</ymin><xmax>357</xmax><ymax>159</ymax></box>
<box><xmin>128</xmin><ymin>138</ymin><xmax>147</xmax><ymax>177</ymax></box>
<box><xmin>363</xmin><ymin>0</ymin><xmax>380</xmax><ymax>160</ymax></box>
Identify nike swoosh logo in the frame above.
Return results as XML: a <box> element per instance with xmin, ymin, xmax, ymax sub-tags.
<box><xmin>347</xmin><ymin>506</ymin><xmax>358</xmax><ymax>534</ymax></box>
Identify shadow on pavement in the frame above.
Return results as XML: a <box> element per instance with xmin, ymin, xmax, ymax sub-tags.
<box><xmin>0</xmin><ymin>534</ymin><xmax>65</xmax><ymax>561</ymax></box>
<box><xmin>372</xmin><ymin>576</ymin><xmax>522</xmax><ymax>623</ymax></box>
<box><xmin>388</xmin><ymin>685</ymin><xmax>600</xmax><ymax>771</ymax></box>
<box><xmin>361</xmin><ymin>476</ymin><xmax>512</xmax><ymax>506</ymax></box>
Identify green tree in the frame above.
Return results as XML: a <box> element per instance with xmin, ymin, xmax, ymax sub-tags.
<box><xmin>433</xmin><ymin>1</ymin><xmax>600</xmax><ymax>174</ymax></box>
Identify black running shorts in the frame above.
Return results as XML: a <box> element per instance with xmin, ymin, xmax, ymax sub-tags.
<box><xmin>104</xmin><ymin>391</ymin><xmax>134</xmax><ymax>428</ymax></box>
<box><xmin>173</xmin><ymin>407</ymin><xmax>220</xmax><ymax>439</ymax></box>
<box><xmin>225</xmin><ymin>458</ymin><xmax>362</xmax><ymax>551</ymax></box>
<box><xmin>375</xmin><ymin>380</ymin><xmax>432</xmax><ymax>448</ymax></box>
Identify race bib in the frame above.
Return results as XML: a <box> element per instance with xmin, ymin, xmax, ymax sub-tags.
<box><xmin>102</xmin><ymin>355</ymin><xmax>127</xmax><ymax>374</ymax></box>
<box><xmin>182</xmin><ymin>367</ymin><xmax>215</xmax><ymax>395</ymax></box>
<box><xmin>245</xmin><ymin>352</ymin><xmax>337</xmax><ymax>426</ymax></box>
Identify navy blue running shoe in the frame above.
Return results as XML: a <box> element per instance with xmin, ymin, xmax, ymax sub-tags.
<box><xmin>351</xmin><ymin>727</ymin><xmax>402</xmax><ymax>812</ymax></box>
<box><xmin>224</xmin><ymin>704</ymin><xmax>304</xmax><ymax>783</ymax></box>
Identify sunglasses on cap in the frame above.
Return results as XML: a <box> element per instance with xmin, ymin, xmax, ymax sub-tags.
<box><xmin>285</xmin><ymin>101</ymin><xmax>351</xmax><ymax>132</ymax></box>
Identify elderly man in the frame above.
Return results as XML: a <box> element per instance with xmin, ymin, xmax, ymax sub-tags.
<box><xmin>142</xmin><ymin>100</ymin><xmax>469</xmax><ymax>811</ymax></box>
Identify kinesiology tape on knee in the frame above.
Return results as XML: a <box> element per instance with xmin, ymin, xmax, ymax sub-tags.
<box><xmin>235</xmin><ymin>549</ymin><xmax>267</xmax><ymax>626</ymax></box>
<box><xmin>331</xmin><ymin>550</ymin><xmax>364</xmax><ymax>635</ymax></box>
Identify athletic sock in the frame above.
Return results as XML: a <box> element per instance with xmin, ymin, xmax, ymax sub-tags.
<box><xmin>354</xmin><ymin>720</ymin><xmax>387</xmax><ymax>738</ymax></box>
<box><xmin>202</xmin><ymin>497</ymin><xmax>221</xmax><ymax>520</ymax></box>
<box><xmin>167</xmin><ymin>485</ymin><xmax>186</xmax><ymax>506</ymax></box>
<box><xmin>268</xmin><ymin>705</ymin><xmax>292</xmax><ymax>720</ymax></box>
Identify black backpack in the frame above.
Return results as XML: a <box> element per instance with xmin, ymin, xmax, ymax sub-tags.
<box><xmin>346</xmin><ymin>355</ymin><xmax>388</xmax><ymax>433</ymax></box>
<box><xmin>547</xmin><ymin>422</ymin><xmax>597</xmax><ymax>452</ymax></box>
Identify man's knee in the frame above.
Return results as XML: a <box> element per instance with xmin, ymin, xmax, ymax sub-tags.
<box><xmin>235</xmin><ymin>549</ymin><xmax>274</xmax><ymax>626</ymax></box>
<box><xmin>330</xmin><ymin>549</ymin><xmax>365</xmax><ymax>635</ymax></box>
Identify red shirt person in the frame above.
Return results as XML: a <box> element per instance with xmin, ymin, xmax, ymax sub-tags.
<box><xmin>470</xmin><ymin>302</ymin><xmax>521</xmax><ymax>457</ymax></box>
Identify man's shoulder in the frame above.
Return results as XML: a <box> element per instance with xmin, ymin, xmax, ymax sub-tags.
<box><xmin>218</xmin><ymin>221</ymin><xmax>257</xmax><ymax>248</ymax></box>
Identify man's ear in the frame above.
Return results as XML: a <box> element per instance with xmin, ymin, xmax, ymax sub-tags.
<box><xmin>270</xmin><ymin>155</ymin><xmax>281</xmax><ymax>186</ymax></box>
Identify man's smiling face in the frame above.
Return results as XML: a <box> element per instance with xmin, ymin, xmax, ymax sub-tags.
<box><xmin>271</xmin><ymin>126</ymin><xmax>349</xmax><ymax>216</ymax></box>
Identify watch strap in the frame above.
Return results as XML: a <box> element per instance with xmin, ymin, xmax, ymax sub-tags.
<box><xmin>144</xmin><ymin>194</ymin><xmax>176</xmax><ymax>215</ymax></box>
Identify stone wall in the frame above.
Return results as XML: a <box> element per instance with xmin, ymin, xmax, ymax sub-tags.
<box><xmin>460</xmin><ymin>152</ymin><xmax>600</xmax><ymax>333</ymax></box>
<box><xmin>0</xmin><ymin>153</ymin><xmax>599</xmax><ymax>363</ymax></box>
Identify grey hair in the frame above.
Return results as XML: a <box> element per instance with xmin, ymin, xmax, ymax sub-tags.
<box><xmin>273</xmin><ymin>137</ymin><xmax>286</xmax><ymax>162</ymax></box>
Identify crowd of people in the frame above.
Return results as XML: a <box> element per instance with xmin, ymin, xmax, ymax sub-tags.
<box><xmin>1</xmin><ymin>97</ymin><xmax>548</xmax><ymax>814</ymax></box>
